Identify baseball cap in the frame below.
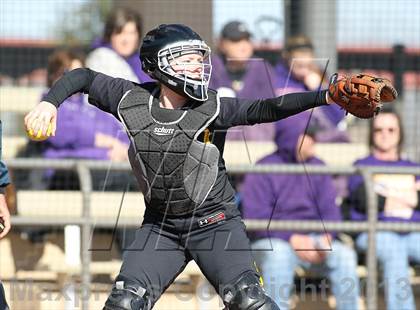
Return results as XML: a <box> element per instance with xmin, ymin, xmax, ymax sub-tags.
<box><xmin>221</xmin><ymin>21</ymin><xmax>252</xmax><ymax>41</ymax></box>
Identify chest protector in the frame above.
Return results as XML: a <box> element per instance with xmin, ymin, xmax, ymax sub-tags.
<box><xmin>118</xmin><ymin>83</ymin><xmax>220</xmax><ymax>215</ymax></box>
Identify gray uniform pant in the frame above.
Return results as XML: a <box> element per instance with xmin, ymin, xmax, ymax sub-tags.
<box><xmin>117</xmin><ymin>212</ymin><xmax>259</xmax><ymax>307</ymax></box>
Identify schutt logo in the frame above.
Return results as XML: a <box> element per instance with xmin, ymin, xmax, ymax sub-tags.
<box><xmin>154</xmin><ymin>126</ymin><xmax>174</xmax><ymax>136</ymax></box>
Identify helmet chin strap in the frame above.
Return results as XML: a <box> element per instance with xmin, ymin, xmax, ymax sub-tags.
<box><xmin>153</xmin><ymin>69</ymin><xmax>187</xmax><ymax>98</ymax></box>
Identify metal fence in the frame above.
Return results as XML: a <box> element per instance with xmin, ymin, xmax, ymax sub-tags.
<box><xmin>5</xmin><ymin>158</ymin><xmax>420</xmax><ymax>310</ymax></box>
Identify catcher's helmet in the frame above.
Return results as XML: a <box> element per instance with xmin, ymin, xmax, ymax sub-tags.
<box><xmin>140</xmin><ymin>24</ymin><xmax>212</xmax><ymax>101</ymax></box>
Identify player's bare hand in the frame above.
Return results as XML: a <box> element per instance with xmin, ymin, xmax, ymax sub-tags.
<box><xmin>0</xmin><ymin>194</ymin><xmax>11</xmax><ymax>239</ymax></box>
<box><xmin>24</xmin><ymin>101</ymin><xmax>57</xmax><ymax>137</ymax></box>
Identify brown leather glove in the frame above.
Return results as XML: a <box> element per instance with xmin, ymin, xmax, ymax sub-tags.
<box><xmin>328</xmin><ymin>73</ymin><xmax>398</xmax><ymax>118</ymax></box>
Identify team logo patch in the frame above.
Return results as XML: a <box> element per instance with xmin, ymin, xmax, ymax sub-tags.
<box><xmin>154</xmin><ymin>126</ymin><xmax>174</xmax><ymax>136</ymax></box>
<box><xmin>198</xmin><ymin>211</ymin><xmax>226</xmax><ymax>227</ymax></box>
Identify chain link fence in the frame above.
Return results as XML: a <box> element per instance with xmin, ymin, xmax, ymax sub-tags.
<box><xmin>2</xmin><ymin>159</ymin><xmax>419</xmax><ymax>309</ymax></box>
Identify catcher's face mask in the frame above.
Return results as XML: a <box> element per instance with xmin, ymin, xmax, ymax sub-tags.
<box><xmin>157</xmin><ymin>40</ymin><xmax>212</xmax><ymax>101</ymax></box>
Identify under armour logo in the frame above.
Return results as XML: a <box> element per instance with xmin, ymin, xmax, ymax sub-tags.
<box><xmin>198</xmin><ymin>212</ymin><xmax>226</xmax><ymax>227</ymax></box>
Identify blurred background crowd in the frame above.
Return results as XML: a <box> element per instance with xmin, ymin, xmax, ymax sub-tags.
<box><xmin>0</xmin><ymin>0</ymin><xmax>419</xmax><ymax>309</ymax></box>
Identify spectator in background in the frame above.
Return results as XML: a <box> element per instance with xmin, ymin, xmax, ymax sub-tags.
<box><xmin>210</xmin><ymin>20</ymin><xmax>277</xmax><ymax>141</ymax></box>
<box><xmin>28</xmin><ymin>49</ymin><xmax>137</xmax><ymax>250</ymax></box>
<box><xmin>276</xmin><ymin>35</ymin><xmax>351</xmax><ymax>199</ymax></box>
<box><xmin>241</xmin><ymin>112</ymin><xmax>359</xmax><ymax>310</ymax></box>
<box><xmin>275</xmin><ymin>35</ymin><xmax>349</xmax><ymax>143</ymax></box>
<box><xmin>44</xmin><ymin>49</ymin><xmax>131</xmax><ymax>191</ymax></box>
<box><xmin>348</xmin><ymin>106</ymin><xmax>420</xmax><ymax>310</ymax></box>
<box><xmin>86</xmin><ymin>7</ymin><xmax>151</xmax><ymax>83</ymax></box>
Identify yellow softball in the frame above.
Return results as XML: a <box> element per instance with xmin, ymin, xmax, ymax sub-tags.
<box><xmin>27</xmin><ymin>123</ymin><xmax>53</xmax><ymax>141</ymax></box>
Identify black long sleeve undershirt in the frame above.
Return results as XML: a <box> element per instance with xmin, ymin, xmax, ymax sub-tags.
<box><xmin>42</xmin><ymin>68</ymin><xmax>329</xmax><ymax>128</ymax></box>
<box><xmin>232</xmin><ymin>91</ymin><xmax>327</xmax><ymax>126</ymax></box>
<box><xmin>256</xmin><ymin>91</ymin><xmax>328</xmax><ymax>121</ymax></box>
<box><xmin>43</xmin><ymin>68</ymin><xmax>98</xmax><ymax>106</ymax></box>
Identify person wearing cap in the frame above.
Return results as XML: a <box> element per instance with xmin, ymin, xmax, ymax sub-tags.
<box><xmin>210</xmin><ymin>20</ymin><xmax>278</xmax><ymax>141</ymax></box>
<box><xmin>241</xmin><ymin>112</ymin><xmax>360</xmax><ymax>310</ymax></box>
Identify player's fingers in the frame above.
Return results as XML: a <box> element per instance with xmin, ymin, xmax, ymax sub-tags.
<box><xmin>0</xmin><ymin>217</ymin><xmax>10</xmax><ymax>239</ymax></box>
<box><xmin>24</xmin><ymin>111</ymin><xmax>40</xmax><ymax>131</ymax></box>
<box><xmin>29</xmin><ymin>113</ymin><xmax>44</xmax><ymax>133</ymax></box>
<box><xmin>51</xmin><ymin>114</ymin><xmax>57</xmax><ymax>136</ymax></box>
<box><xmin>39</xmin><ymin>115</ymin><xmax>50</xmax><ymax>136</ymax></box>
<box><xmin>23</xmin><ymin>113</ymin><xmax>31</xmax><ymax>129</ymax></box>
<box><xmin>24</xmin><ymin>109</ymin><xmax>36</xmax><ymax>126</ymax></box>
<box><xmin>35</xmin><ymin>111</ymin><xmax>52</xmax><ymax>136</ymax></box>
<box><xmin>31</xmin><ymin>117</ymin><xmax>43</xmax><ymax>137</ymax></box>
<box><xmin>39</xmin><ymin>123</ymin><xmax>47</xmax><ymax>137</ymax></box>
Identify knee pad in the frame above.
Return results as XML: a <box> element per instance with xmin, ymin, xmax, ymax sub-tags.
<box><xmin>222</xmin><ymin>272</ymin><xmax>280</xmax><ymax>310</ymax></box>
<box><xmin>103</xmin><ymin>277</ymin><xmax>150</xmax><ymax>310</ymax></box>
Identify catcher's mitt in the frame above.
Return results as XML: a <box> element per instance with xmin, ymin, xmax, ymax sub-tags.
<box><xmin>328</xmin><ymin>73</ymin><xmax>398</xmax><ymax>118</ymax></box>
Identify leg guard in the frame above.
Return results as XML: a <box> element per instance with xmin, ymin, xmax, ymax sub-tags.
<box><xmin>222</xmin><ymin>272</ymin><xmax>280</xmax><ymax>310</ymax></box>
<box><xmin>103</xmin><ymin>277</ymin><xmax>151</xmax><ymax>310</ymax></box>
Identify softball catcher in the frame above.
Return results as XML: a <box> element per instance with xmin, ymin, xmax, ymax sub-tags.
<box><xmin>24</xmin><ymin>24</ymin><xmax>396</xmax><ymax>309</ymax></box>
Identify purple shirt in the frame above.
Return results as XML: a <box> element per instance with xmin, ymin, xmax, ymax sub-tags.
<box><xmin>274</xmin><ymin>62</ymin><xmax>349</xmax><ymax>143</ymax></box>
<box><xmin>44</xmin><ymin>93</ymin><xmax>129</xmax><ymax>160</ymax></box>
<box><xmin>122</xmin><ymin>48</ymin><xmax>153</xmax><ymax>83</ymax></box>
<box><xmin>210</xmin><ymin>54</ymin><xmax>277</xmax><ymax>141</ymax></box>
<box><xmin>348</xmin><ymin>155</ymin><xmax>420</xmax><ymax>223</ymax></box>
<box><xmin>241</xmin><ymin>112</ymin><xmax>341</xmax><ymax>241</ymax></box>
